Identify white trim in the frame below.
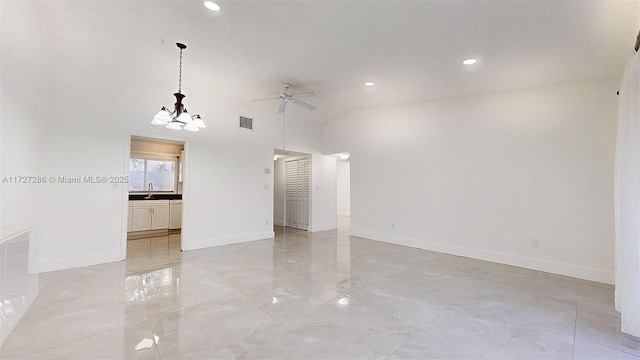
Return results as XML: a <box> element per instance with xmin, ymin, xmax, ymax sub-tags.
<box><xmin>310</xmin><ymin>223</ymin><xmax>337</xmax><ymax>232</ymax></box>
<box><xmin>274</xmin><ymin>220</ymin><xmax>285</xmax><ymax>226</ymax></box>
<box><xmin>39</xmin><ymin>251</ymin><xmax>122</xmax><ymax>273</ymax></box>
<box><xmin>130</xmin><ymin>152</ymin><xmax>179</xmax><ymax>160</ymax></box>
<box><xmin>182</xmin><ymin>231</ymin><xmax>275</xmax><ymax>251</ymax></box>
<box><xmin>350</xmin><ymin>229</ymin><xmax>614</xmax><ymax>284</ymax></box>
<box><xmin>337</xmin><ymin>211</ymin><xmax>351</xmax><ymax>216</ymax></box>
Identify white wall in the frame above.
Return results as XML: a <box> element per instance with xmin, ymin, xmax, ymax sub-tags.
<box><xmin>1</xmin><ymin>2</ymin><xmax>46</xmax><ymax>229</ymax></box>
<box><xmin>273</xmin><ymin>158</ymin><xmax>286</xmax><ymax>227</ymax></box>
<box><xmin>325</xmin><ymin>79</ymin><xmax>619</xmax><ymax>284</ymax></box>
<box><xmin>336</xmin><ymin>161</ymin><xmax>351</xmax><ymax>216</ymax></box>
<box><xmin>1</xmin><ymin>2</ymin><xmax>336</xmax><ymax>272</ymax></box>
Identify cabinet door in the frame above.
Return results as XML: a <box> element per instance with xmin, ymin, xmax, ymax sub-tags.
<box><xmin>169</xmin><ymin>203</ymin><xmax>182</xmax><ymax>229</ymax></box>
<box><xmin>151</xmin><ymin>205</ymin><xmax>169</xmax><ymax>230</ymax></box>
<box><xmin>132</xmin><ymin>206</ymin><xmax>152</xmax><ymax>231</ymax></box>
<box><xmin>127</xmin><ymin>206</ymin><xmax>133</xmax><ymax>232</ymax></box>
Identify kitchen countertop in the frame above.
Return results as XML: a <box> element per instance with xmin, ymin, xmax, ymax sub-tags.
<box><xmin>129</xmin><ymin>194</ymin><xmax>182</xmax><ymax>201</ymax></box>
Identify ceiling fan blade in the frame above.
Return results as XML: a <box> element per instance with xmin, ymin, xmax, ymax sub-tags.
<box><xmin>251</xmin><ymin>97</ymin><xmax>279</xmax><ymax>102</ymax></box>
<box><xmin>278</xmin><ymin>101</ymin><xmax>287</xmax><ymax>113</ymax></box>
<box><xmin>292</xmin><ymin>92</ymin><xmax>316</xmax><ymax>99</ymax></box>
<box><xmin>293</xmin><ymin>99</ymin><xmax>316</xmax><ymax>111</ymax></box>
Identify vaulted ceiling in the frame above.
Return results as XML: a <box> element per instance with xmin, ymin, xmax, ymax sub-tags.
<box><xmin>14</xmin><ymin>0</ymin><xmax>640</xmax><ymax>124</ymax></box>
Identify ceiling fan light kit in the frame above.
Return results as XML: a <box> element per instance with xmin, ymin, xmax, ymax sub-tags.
<box><xmin>252</xmin><ymin>83</ymin><xmax>317</xmax><ymax>113</ymax></box>
<box><xmin>151</xmin><ymin>43</ymin><xmax>206</xmax><ymax>132</ymax></box>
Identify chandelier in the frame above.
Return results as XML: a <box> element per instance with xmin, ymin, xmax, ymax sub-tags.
<box><xmin>151</xmin><ymin>43</ymin><xmax>206</xmax><ymax>131</ymax></box>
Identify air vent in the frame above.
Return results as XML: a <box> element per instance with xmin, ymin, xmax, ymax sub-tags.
<box><xmin>239</xmin><ymin>116</ymin><xmax>253</xmax><ymax>130</ymax></box>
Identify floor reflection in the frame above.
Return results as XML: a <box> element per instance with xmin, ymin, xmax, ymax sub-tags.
<box><xmin>1</xmin><ymin>217</ymin><xmax>634</xmax><ymax>360</ymax></box>
<box><xmin>125</xmin><ymin>265</ymin><xmax>178</xmax><ymax>303</ymax></box>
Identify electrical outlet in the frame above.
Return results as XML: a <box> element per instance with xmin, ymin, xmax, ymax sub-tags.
<box><xmin>391</xmin><ymin>222</ymin><xmax>396</xmax><ymax>230</ymax></box>
<box><xmin>531</xmin><ymin>239</ymin><xmax>540</xmax><ymax>248</ymax></box>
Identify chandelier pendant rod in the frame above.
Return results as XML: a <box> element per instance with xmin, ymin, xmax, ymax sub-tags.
<box><xmin>151</xmin><ymin>42</ymin><xmax>205</xmax><ymax>131</ymax></box>
<box><xmin>174</xmin><ymin>43</ymin><xmax>188</xmax><ymax>119</ymax></box>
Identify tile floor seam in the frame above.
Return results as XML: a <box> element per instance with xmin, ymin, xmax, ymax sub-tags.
<box><xmin>574</xmin><ymin>334</ymin><xmax>640</xmax><ymax>359</ymax></box>
<box><xmin>11</xmin><ymin>321</ymin><xmax>147</xmax><ymax>360</ymax></box>
<box><xmin>285</xmin><ymin>328</ymin><xmax>328</xmax><ymax>360</ymax></box>
<box><xmin>236</xmin><ymin>286</ymin><xmax>286</xmax><ymax>328</ymax></box>
<box><xmin>149</xmin><ymin>293</ymin><xmax>282</xmax><ymax>358</ymax></box>
<box><xmin>388</xmin><ymin>306</ymin><xmax>463</xmax><ymax>360</ymax></box>
<box><xmin>273</xmin><ymin>290</ymin><xmax>350</xmax><ymax>327</ymax></box>
<box><xmin>146</xmin><ymin>315</ymin><xmax>163</xmax><ymax>360</ymax></box>
<box><xmin>384</xmin><ymin>276</ymin><xmax>486</xmax><ymax>360</ymax></box>
<box><xmin>571</xmin><ymin>281</ymin><xmax>581</xmax><ymax>359</ymax></box>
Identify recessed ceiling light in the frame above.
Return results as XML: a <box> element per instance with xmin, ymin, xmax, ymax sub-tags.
<box><xmin>463</xmin><ymin>58</ymin><xmax>477</xmax><ymax>65</ymax></box>
<box><xmin>365</xmin><ymin>82</ymin><xmax>375</xmax><ymax>86</ymax></box>
<box><xmin>204</xmin><ymin>1</ymin><xmax>220</xmax><ymax>11</ymax></box>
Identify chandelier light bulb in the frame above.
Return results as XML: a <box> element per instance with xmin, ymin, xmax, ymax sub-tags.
<box><xmin>151</xmin><ymin>108</ymin><xmax>171</xmax><ymax>125</ymax></box>
<box><xmin>151</xmin><ymin>115</ymin><xmax>166</xmax><ymax>126</ymax></box>
<box><xmin>177</xmin><ymin>111</ymin><xmax>193</xmax><ymax>124</ymax></box>
<box><xmin>192</xmin><ymin>115</ymin><xmax>206</xmax><ymax>128</ymax></box>
<box><xmin>184</xmin><ymin>123</ymin><xmax>200</xmax><ymax>132</ymax></box>
<box><xmin>166</xmin><ymin>121</ymin><xmax>183</xmax><ymax>130</ymax></box>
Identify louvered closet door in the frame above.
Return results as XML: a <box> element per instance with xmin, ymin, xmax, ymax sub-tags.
<box><xmin>285</xmin><ymin>161</ymin><xmax>296</xmax><ymax>228</ymax></box>
<box><xmin>285</xmin><ymin>158</ymin><xmax>310</xmax><ymax>231</ymax></box>
<box><xmin>300</xmin><ymin>158</ymin><xmax>310</xmax><ymax>229</ymax></box>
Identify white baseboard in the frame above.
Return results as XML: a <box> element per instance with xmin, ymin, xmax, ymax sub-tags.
<box><xmin>182</xmin><ymin>231</ymin><xmax>275</xmax><ymax>251</ymax></box>
<box><xmin>337</xmin><ymin>211</ymin><xmax>351</xmax><ymax>216</ymax></box>
<box><xmin>350</xmin><ymin>229</ymin><xmax>614</xmax><ymax>284</ymax></box>
<box><xmin>309</xmin><ymin>223</ymin><xmax>337</xmax><ymax>232</ymax></box>
<box><xmin>39</xmin><ymin>251</ymin><xmax>123</xmax><ymax>273</ymax></box>
<box><xmin>274</xmin><ymin>220</ymin><xmax>285</xmax><ymax>227</ymax></box>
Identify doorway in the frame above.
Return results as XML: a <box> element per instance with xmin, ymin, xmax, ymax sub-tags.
<box><xmin>122</xmin><ymin>135</ymin><xmax>187</xmax><ymax>270</ymax></box>
<box><xmin>273</xmin><ymin>149</ymin><xmax>311</xmax><ymax>232</ymax></box>
<box><xmin>336</xmin><ymin>153</ymin><xmax>351</xmax><ymax>234</ymax></box>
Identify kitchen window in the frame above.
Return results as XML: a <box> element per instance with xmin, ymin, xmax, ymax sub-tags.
<box><xmin>129</xmin><ymin>158</ymin><xmax>176</xmax><ymax>192</ymax></box>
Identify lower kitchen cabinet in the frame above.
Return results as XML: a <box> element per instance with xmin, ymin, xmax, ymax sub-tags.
<box><xmin>127</xmin><ymin>206</ymin><xmax>133</xmax><ymax>232</ymax></box>
<box><xmin>151</xmin><ymin>204</ymin><xmax>169</xmax><ymax>230</ymax></box>
<box><xmin>129</xmin><ymin>200</ymin><xmax>169</xmax><ymax>232</ymax></box>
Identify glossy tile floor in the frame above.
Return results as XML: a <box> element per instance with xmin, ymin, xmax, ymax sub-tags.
<box><xmin>2</xmin><ymin>217</ymin><xmax>639</xmax><ymax>359</ymax></box>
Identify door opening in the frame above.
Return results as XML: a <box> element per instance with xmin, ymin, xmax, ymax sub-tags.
<box><xmin>273</xmin><ymin>149</ymin><xmax>311</xmax><ymax>232</ymax></box>
<box><xmin>122</xmin><ymin>135</ymin><xmax>187</xmax><ymax>269</ymax></box>
<box><xmin>336</xmin><ymin>153</ymin><xmax>350</xmax><ymax>234</ymax></box>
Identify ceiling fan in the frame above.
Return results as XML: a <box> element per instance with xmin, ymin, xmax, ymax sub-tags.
<box><xmin>252</xmin><ymin>83</ymin><xmax>317</xmax><ymax>113</ymax></box>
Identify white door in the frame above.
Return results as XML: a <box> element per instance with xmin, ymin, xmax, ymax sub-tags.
<box><xmin>285</xmin><ymin>158</ymin><xmax>310</xmax><ymax>230</ymax></box>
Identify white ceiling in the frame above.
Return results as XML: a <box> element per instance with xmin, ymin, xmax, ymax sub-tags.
<box><xmin>23</xmin><ymin>0</ymin><xmax>640</xmax><ymax>124</ymax></box>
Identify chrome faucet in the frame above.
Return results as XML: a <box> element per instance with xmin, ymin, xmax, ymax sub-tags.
<box><xmin>147</xmin><ymin>183</ymin><xmax>153</xmax><ymax>198</ymax></box>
